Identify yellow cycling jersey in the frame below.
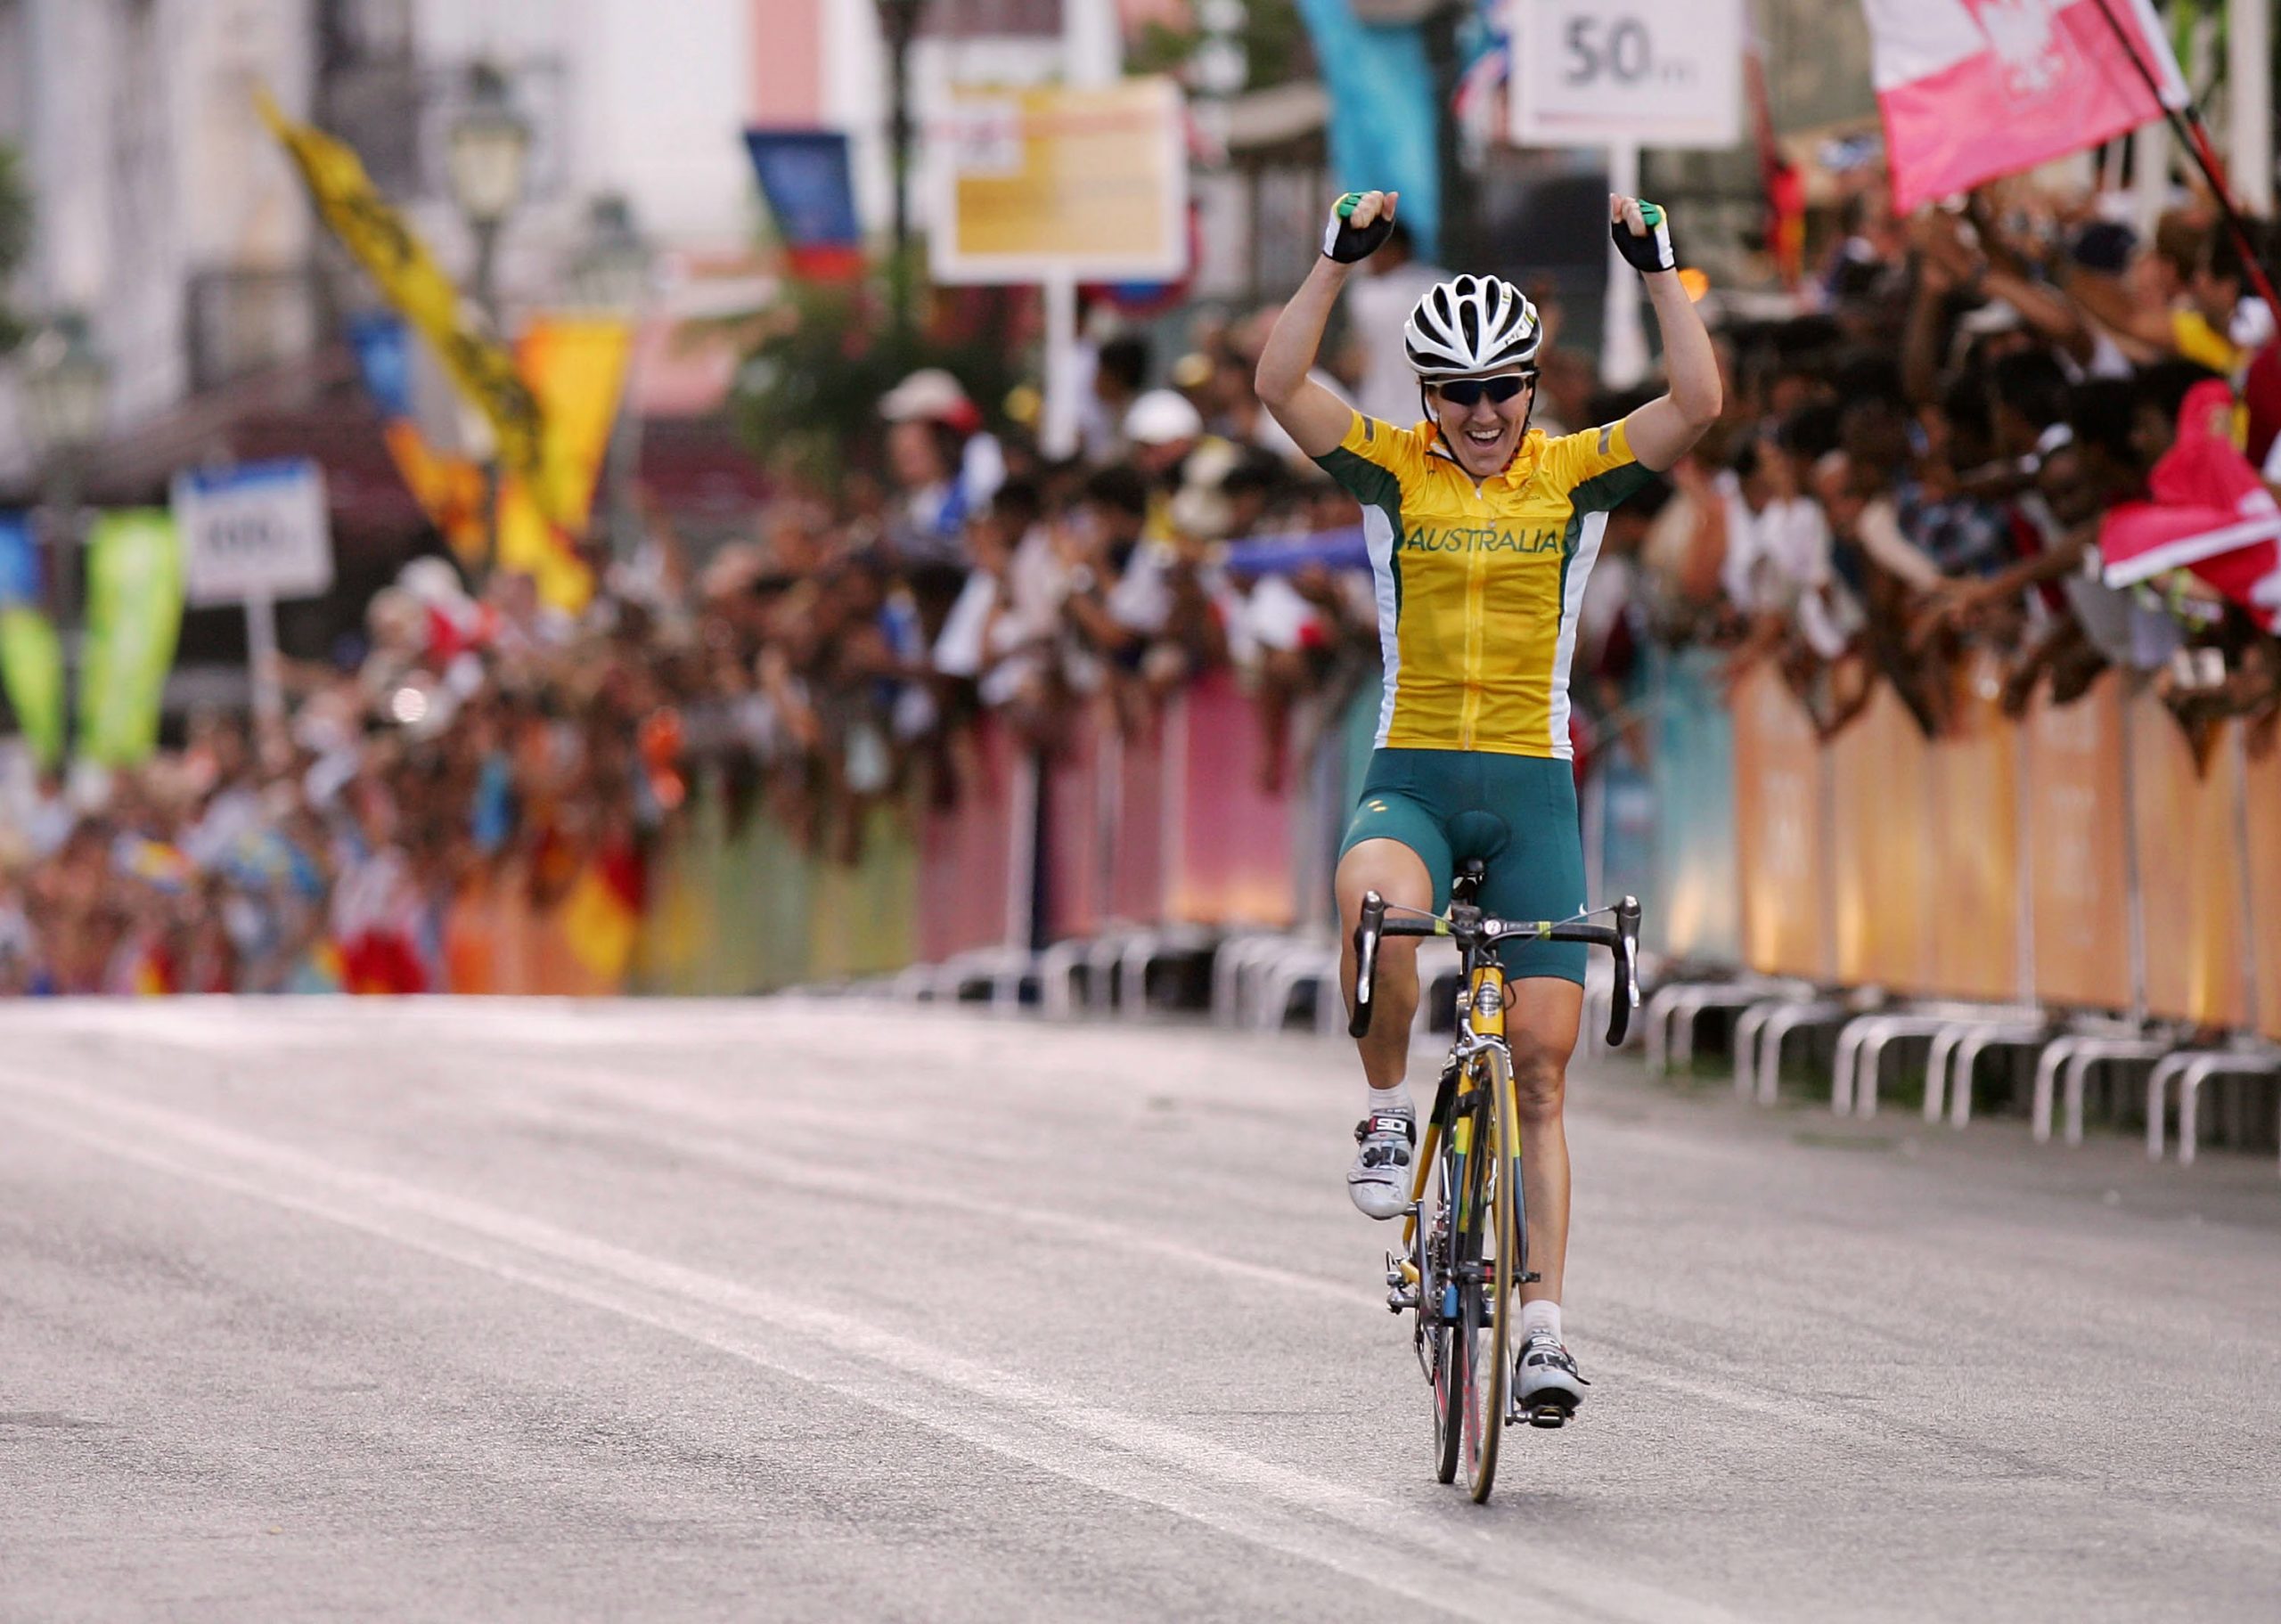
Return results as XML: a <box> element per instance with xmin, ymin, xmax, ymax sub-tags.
<box><xmin>1314</xmin><ymin>410</ymin><xmax>1654</xmax><ymax>758</ymax></box>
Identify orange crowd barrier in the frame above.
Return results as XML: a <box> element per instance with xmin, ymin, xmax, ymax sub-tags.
<box><xmin>2128</xmin><ymin>698</ymin><xmax>2252</xmax><ymax>1030</ymax></box>
<box><xmin>1731</xmin><ymin>662</ymin><xmax>2281</xmax><ymax>1032</ymax></box>
<box><xmin>2022</xmin><ymin>674</ymin><xmax>2135</xmax><ymax>1012</ymax></box>
<box><xmin>1730</xmin><ymin>662</ymin><xmax>1831</xmax><ymax>981</ymax></box>
<box><xmin>2244</xmin><ymin>734</ymin><xmax>2281</xmax><ymax>1041</ymax></box>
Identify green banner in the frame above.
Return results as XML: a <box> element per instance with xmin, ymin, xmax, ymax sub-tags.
<box><xmin>0</xmin><ymin>605</ymin><xmax>64</xmax><ymax>769</ymax></box>
<box><xmin>78</xmin><ymin>510</ymin><xmax>184</xmax><ymax>767</ymax></box>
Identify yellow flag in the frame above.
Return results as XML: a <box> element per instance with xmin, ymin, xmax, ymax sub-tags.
<box><xmin>494</xmin><ymin>314</ymin><xmax>634</xmax><ymax>614</ymax></box>
<box><xmin>255</xmin><ymin>91</ymin><xmax>552</xmax><ymax>513</ymax></box>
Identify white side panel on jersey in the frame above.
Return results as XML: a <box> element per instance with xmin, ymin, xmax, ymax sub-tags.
<box><xmin>1362</xmin><ymin>503</ymin><xmax>1402</xmax><ymax>747</ymax></box>
<box><xmin>1546</xmin><ymin>510</ymin><xmax>1607</xmax><ymax>760</ymax></box>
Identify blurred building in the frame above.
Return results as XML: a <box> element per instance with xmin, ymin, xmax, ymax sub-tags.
<box><xmin>0</xmin><ymin>0</ymin><xmax>321</xmax><ymax>485</ymax></box>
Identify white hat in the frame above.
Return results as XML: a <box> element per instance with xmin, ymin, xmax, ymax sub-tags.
<box><xmin>879</xmin><ymin>367</ymin><xmax>974</xmax><ymax>424</ymax></box>
<box><xmin>1124</xmin><ymin>388</ymin><xmax>1205</xmax><ymax>446</ymax></box>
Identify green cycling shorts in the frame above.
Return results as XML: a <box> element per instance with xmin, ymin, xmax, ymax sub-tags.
<box><xmin>1338</xmin><ymin>747</ymin><xmax>1589</xmax><ymax>985</ymax></box>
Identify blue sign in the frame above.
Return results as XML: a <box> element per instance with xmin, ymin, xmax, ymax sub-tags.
<box><xmin>1223</xmin><ymin>526</ymin><xmax>1368</xmax><ymax>576</ymax></box>
<box><xmin>0</xmin><ymin>512</ymin><xmax>39</xmax><ymax>608</ymax></box>
<box><xmin>347</xmin><ymin>311</ymin><xmax>416</xmax><ymax>420</ymax></box>
<box><xmin>742</xmin><ymin>129</ymin><xmax>862</xmax><ymax>252</ymax></box>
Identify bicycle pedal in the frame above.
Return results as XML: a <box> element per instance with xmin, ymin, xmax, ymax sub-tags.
<box><xmin>1386</xmin><ymin>1286</ymin><xmax>1418</xmax><ymax>1314</ymax></box>
<box><xmin>1522</xmin><ymin>1401</ymin><xmax>1574</xmax><ymax>1430</ymax></box>
<box><xmin>1516</xmin><ymin>1270</ymin><xmax>1541</xmax><ymax>1285</ymax></box>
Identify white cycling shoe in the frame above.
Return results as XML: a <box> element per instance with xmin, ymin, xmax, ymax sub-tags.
<box><xmin>1516</xmin><ymin>1328</ymin><xmax>1588</xmax><ymax>1424</ymax></box>
<box><xmin>1347</xmin><ymin>1109</ymin><xmax>1416</xmax><ymax>1220</ymax></box>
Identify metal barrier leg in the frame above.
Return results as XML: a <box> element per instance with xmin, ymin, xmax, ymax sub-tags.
<box><xmin>2146</xmin><ymin>1054</ymin><xmax>2190</xmax><ymax>1161</ymax></box>
<box><xmin>2032</xmin><ymin>1036</ymin><xmax>2079</xmax><ymax>1143</ymax></box>
<box><xmin>2064</xmin><ymin>1053</ymin><xmax>2096</xmax><ymax>1147</ymax></box>
<box><xmin>1924</xmin><ymin>1028</ymin><xmax>1965</xmax><ymax>1124</ymax></box>
<box><xmin>1117</xmin><ymin>934</ymin><xmax>1161</xmax><ymax>1016</ymax></box>
<box><xmin>1858</xmin><ymin>1027</ymin><xmax>1906</xmax><ymax>1119</ymax></box>
<box><xmin>1670</xmin><ymin>991</ymin><xmax>1708</xmax><ymax>1070</ymax></box>
<box><xmin>1037</xmin><ymin>940</ymin><xmax>1087</xmax><ymax>1020</ymax></box>
<box><xmin>2176</xmin><ymin>1055</ymin><xmax>2281</xmax><ymax>1167</ymax></box>
<box><xmin>1733</xmin><ymin>1001</ymin><xmax>1777</xmax><ymax>1100</ymax></box>
<box><xmin>1643</xmin><ymin>985</ymin><xmax>1684</xmax><ymax>1074</ymax></box>
<box><xmin>1945</xmin><ymin>1023</ymin><xmax>2048</xmax><ymax>1128</ymax></box>
<box><xmin>1757</xmin><ymin>1002</ymin><xmax>1844</xmax><ymax>1106</ymax></box>
<box><xmin>1210</xmin><ymin>936</ymin><xmax>1252</xmax><ymax>1026</ymax></box>
<box><xmin>1832</xmin><ymin>1017</ymin><xmax>1877</xmax><ymax>1116</ymax></box>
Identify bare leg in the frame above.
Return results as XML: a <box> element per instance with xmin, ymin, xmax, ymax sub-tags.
<box><xmin>1505</xmin><ymin>977</ymin><xmax>1583</xmax><ymax>1305</ymax></box>
<box><xmin>1335</xmin><ymin>839</ymin><xmax>1435</xmax><ymax>1087</ymax></box>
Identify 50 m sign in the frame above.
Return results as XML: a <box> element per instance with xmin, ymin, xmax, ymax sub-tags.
<box><xmin>1510</xmin><ymin>0</ymin><xmax>1744</xmax><ymax>151</ymax></box>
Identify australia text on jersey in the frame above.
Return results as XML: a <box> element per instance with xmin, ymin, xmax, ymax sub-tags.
<box><xmin>1402</xmin><ymin>522</ymin><xmax>1566</xmax><ymax>556</ymax></box>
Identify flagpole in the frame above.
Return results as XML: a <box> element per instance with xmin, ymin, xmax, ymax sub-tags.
<box><xmin>2088</xmin><ymin>0</ymin><xmax>2281</xmax><ymax>331</ymax></box>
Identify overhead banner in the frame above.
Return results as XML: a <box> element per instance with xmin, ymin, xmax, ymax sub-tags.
<box><xmin>172</xmin><ymin>459</ymin><xmax>336</xmax><ymax>608</ymax></box>
<box><xmin>255</xmin><ymin>91</ymin><xmax>558</xmax><ymax>519</ymax></box>
<box><xmin>742</xmin><ymin>129</ymin><xmax>863</xmax><ymax>278</ymax></box>
<box><xmin>1294</xmin><ymin>0</ymin><xmax>1442</xmax><ymax>257</ymax></box>
<box><xmin>0</xmin><ymin>511</ymin><xmax>40</xmax><ymax>608</ymax></box>
<box><xmin>0</xmin><ymin>607</ymin><xmax>64</xmax><ymax>770</ymax></box>
<box><xmin>931</xmin><ymin>78</ymin><xmax>1188</xmax><ymax>284</ymax></box>
<box><xmin>1862</xmin><ymin>0</ymin><xmax>2187</xmax><ymax>211</ymax></box>
<box><xmin>0</xmin><ymin>514</ymin><xmax>62</xmax><ymax>770</ymax></box>
<box><xmin>78</xmin><ymin>510</ymin><xmax>185</xmax><ymax>769</ymax></box>
<box><xmin>1512</xmin><ymin>0</ymin><xmax>1745</xmax><ymax>150</ymax></box>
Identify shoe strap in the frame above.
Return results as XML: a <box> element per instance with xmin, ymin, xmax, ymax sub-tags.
<box><xmin>1354</xmin><ymin>1111</ymin><xmax>1415</xmax><ymax>1144</ymax></box>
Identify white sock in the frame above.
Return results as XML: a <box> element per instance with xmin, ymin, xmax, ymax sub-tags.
<box><xmin>1365</xmin><ymin>1081</ymin><xmax>1415</xmax><ymax>1120</ymax></box>
<box><xmin>1520</xmin><ymin>1300</ymin><xmax>1562</xmax><ymax>1343</ymax></box>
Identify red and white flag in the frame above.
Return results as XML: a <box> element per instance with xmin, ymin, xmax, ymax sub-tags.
<box><xmin>2101</xmin><ymin>379</ymin><xmax>2281</xmax><ymax>632</ymax></box>
<box><xmin>1864</xmin><ymin>0</ymin><xmax>2188</xmax><ymax>212</ymax></box>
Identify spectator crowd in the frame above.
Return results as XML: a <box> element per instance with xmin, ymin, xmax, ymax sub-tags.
<box><xmin>6</xmin><ymin>174</ymin><xmax>2281</xmax><ymax>995</ymax></box>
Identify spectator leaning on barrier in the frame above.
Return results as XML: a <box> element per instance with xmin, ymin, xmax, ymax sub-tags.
<box><xmin>880</xmin><ymin>367</ymin><xmax>1006</xmax><ymax>566</ymax></box>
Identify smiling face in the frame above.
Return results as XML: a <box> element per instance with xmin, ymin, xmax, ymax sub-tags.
<box><xmin>1428</xmin><ymin>374</ymin><xmax>1535</xmax><ymax>478</ymax></box>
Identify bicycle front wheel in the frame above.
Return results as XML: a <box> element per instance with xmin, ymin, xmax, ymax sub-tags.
<box><xmin>1459</xmin><ymin>1044</ymin><xmax>1520</xmax><ymax>1503</ymax></box>
<box><xmin>1427</xmin><ymin>1119</ymin><xmax>1463</xmax><ymax>1485</ymax></box>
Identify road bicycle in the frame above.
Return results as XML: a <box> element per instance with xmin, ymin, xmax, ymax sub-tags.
<box><xmin>1349</xmin><ymin>861</ymin><xmax>1640</xmax><ymax>1502</ymax></box>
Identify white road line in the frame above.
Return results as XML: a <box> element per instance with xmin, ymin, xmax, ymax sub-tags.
<box><xmin>0</xmin><ymin>1067</ymin><xmax>1752</xmax><ymax>1624</ymax></box>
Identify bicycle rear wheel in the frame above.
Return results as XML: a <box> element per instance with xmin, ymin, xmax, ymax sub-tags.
<box><xmin>1459</xmin><ymin>1045</ymin><xmax>1519</xmax><ymax>1502</ymax></box>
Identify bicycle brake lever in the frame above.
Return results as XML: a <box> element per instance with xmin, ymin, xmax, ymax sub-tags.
<box><xmin>1606</xmin><ymin>894</ymin><xmax>1641</xmax><ymax>1048</ymax></box>
<box><xmin>1350</xmin><ymin>891</ymin><xmax>1387</xmax><ymax>1040</ymax></box>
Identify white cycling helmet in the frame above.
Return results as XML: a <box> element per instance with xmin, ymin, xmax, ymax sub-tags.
<box><xmin>1402</xmin><ymin>274</ymin><xmax>1542</xmax><ymax>381</ymax></box>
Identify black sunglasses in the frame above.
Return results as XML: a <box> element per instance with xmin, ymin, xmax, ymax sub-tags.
<box><xmin>1432</xmin><ymin>373</ymin><xmax>1535</xmax><ymax>407</ymax></box>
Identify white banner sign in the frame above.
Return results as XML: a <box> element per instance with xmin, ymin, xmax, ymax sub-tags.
<box><xmin>172</xmin><ymin>459</ymin><xmax>335</xmax><ymax>608</ymax></box>
<box><xmin>1510</xmin><ymin>0</ymin><xmax>1745</xmax><ymax>151</ymax></box>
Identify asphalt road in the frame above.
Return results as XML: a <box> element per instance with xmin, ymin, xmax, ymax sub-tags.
<box><xmin>3</xmin><ymin>998</ymin><xmax>2278</xmax><ymax>1623</ymax></box>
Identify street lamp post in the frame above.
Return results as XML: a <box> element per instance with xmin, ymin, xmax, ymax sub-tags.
<box><xmin>875</xmin><ymin>0</ymin><xmax>928</xmax><ymax>333</ymax></box>
<box><xmin>20</xmin><ymin>312</ymin><xmax>111</xmax><ymax>747</ymax></box>
<box><xmin>447</xmin><ymin>61</ymin><xmax>531</xmax><ymax>583</ymax></box>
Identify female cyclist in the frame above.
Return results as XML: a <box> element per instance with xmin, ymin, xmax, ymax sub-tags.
<box><xmin>1255</xmin><ymin>188</ymin><xmax>1720</xmax><ymax>1417</ymax></box>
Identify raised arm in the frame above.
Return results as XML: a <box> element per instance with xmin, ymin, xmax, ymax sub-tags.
<box><xmin>1255</xmin><ymin>190</ymin><xmax>1398</xmax><ymax>458</ymax></box>
<box><xmin>1613</xmin><ymin>196</ymin><xmax>1721</xmax><ymax>472</ymax></box>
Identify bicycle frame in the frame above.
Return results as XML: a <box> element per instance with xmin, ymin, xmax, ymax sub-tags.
<box><xmin>1350</xmin><ymin>884</ymin><xmax>1641</xmax><ymax>1275</ymax></box>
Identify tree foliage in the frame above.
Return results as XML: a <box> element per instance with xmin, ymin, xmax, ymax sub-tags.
<box><xmin>0</xmin><ymin>143</ymin><xmax>29</xmax><ymax>352</ymax></box>
<box><xmin>728</xmin><ymin>248</ymin><xmax>1019</xmax><ymax>494</ymax></box>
